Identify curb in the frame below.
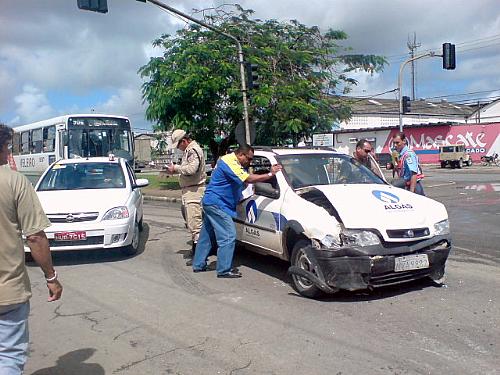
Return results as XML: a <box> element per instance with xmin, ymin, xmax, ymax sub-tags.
<box><xmin>143</xmin><ymin>195</ymin><xmax>181</xmax><ymax>203</ymax></box>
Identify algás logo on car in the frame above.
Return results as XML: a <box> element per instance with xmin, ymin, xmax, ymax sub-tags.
<box><xmin>372</xmin><ymin>190</ymin><xmax>414</xmax><ymax>210</ymax></box>
<box><xmin>246</xmin><ymin>200</ymin><xmax>258</xmax><ymax>223</ymax></box>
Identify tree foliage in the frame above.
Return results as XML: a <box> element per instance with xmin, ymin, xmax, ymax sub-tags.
<box><xmin>139</xmin><ymin>5</ymin><xmax>386</xmax><ymax>156</ymax></box>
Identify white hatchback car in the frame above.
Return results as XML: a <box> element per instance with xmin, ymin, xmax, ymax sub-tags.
<box><xmin>32</xmin><ymin>157</ymin><xmax>148</xmax><ymax>255</ymax></box>
<box><xmin>235</xmin><ymin>148</ymin><xmax>452</xmax><ymax>298</ymax></box>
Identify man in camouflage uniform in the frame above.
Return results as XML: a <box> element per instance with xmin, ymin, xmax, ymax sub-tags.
<box><xmin>167</xmin><ymin>130</ymin><xmax>206</xmax><ymax>265</ymax></box>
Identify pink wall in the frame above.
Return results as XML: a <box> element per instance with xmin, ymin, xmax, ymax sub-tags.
<box><xmin>381</xmin><ymin>123</ymin><xmax>500</xmax><ymax>163</ymax></box>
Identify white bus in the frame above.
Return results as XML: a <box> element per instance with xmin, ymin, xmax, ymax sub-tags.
<box><xmin>12</xmin><ymin>114</ymin><xmax>134</xmax><ymax>180</ymax></box>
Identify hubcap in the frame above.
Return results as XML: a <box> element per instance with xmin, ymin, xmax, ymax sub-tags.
<box><xmin>295</xmin><ymin>250</ymin><xmax>316</xmax><ymax>289</ymax></box>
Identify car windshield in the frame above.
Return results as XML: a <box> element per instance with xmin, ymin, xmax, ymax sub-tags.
<box><xmin>279</xmin><ymin>153</ymin><xmax>385</xmax><ymax>188</ymax></box>
<box><xmin>37</xmin><ymin>162</ymin><xmax>126</xmax><ymax>191</ymax></box>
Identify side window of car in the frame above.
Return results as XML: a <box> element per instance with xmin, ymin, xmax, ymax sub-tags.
<box><xmin>252</xmin><ymin>155</ymin><xmax>278</xmax><ymax>190</ymax></box>
<box><xmin>126</xmin><ymin>163</ymin><xmax>137</xmax><ymax>186</ymax></box>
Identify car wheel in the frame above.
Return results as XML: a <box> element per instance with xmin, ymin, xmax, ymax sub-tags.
<box><xmin>440</xmin><ymin>161</ymin><xmax>446</xmax><ymax>168</ymax></box>
<box><xmin>458</xmin><ymin>159</ymin><xmax>463</xmax><ymax>169</ymax></box>
<box><xmin>290</xmin><ymin>240</ymin><xmax>323</xmax><ymax>298</ymax></box>
<box><xmin>122</xmin><ymin>221</ymin><xmax>140</xmax><ymax>256</ymax></box>
<box><xmin>25</xmin><ymin>252</ymin><xmax>33</xmax><ymax>263</ymax></box>
<box><xmin>138</xmin><ymin>217</ymin><xmax>144</xmax><ymax>232</ymax></box>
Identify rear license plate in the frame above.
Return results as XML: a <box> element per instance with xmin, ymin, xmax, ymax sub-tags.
<box><xmin>54</xmin><ymin>231</ymin><xmax>87</xmax><ymax>241</ymax></box>
<box><xmin>394</xmin><ymin>254</ymin><xmax>429</xmax><ymax>272</ymax></box>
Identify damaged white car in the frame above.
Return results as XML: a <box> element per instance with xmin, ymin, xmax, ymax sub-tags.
<box><xmin>235</xmin><ymin>148</ymin><xmax>451</xmax><ymax>298</ymax></box>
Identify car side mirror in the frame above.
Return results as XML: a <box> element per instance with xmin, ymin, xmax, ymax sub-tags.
<box><xmin>134</xmin><ymin>178</ymin><xmax>149</xmax><ymax>189</ymax></box>
<box><xmin>254</xmin><ymin>182</ymin><xmax>280</xmax><ymax>199</ymax></box>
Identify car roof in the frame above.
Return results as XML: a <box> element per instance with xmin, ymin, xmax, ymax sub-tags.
<box><xmin>54</xmin><ymin>157</ymin><xmax>122</xmax><ymax>165</ymax></box>
<box><xmin>253</xmin><ymin>147</ymin><xmax>339</xmax><ymax>156</ymax></box>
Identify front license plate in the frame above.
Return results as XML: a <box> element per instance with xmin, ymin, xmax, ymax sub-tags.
<box><xmin>54</xmin><ymin>231</ymin><xmax>87</xmax><ymax>241</ymax></box>
<box><xmin>394</xmin><ymin>254</ymin><xmax>429</xmax><ymax>272</ymax></box>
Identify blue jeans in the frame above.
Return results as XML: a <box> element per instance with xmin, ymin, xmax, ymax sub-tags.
<box><xmin>193</xmin><ymin>204</ymin><xmax>236</xmax><ymax>275</ymax></box>
<box><xmin>0</xmin><ymin>301</ymin><xmax>29</xmax><ymax>375</ymax></box>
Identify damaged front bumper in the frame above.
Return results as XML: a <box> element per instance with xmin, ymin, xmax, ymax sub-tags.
<box><xmin>288</xmin><ymin>235</ymin><xmax>451</xmax><ymax>293</ymax></box>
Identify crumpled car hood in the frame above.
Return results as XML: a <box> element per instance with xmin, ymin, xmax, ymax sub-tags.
<box><xmin>311</xmin><ymin>184</ymin><xmax>447</xmax><ymax>230</ymax></box>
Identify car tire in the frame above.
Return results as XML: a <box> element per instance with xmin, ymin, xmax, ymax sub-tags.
<box><xmin>290</xmin><ymin>240</ymin><xmax>323</xmax><ymax>299</ymax></box>
<box><xmin>458</xmin><ymin>159</ymin><xmax>463</xmax><ymax>169</ymax></box>
<box><xmin>467</xmin><ymin>159</ymin><xmax>472</xmax><ymax>166</ymax></box>
<box><xmin>122</xmin><ymin>221</ymin><xmax>140</xmax><ymax>256</ymax></box>
<box><xmin>138</xmin><ymin>217</ymin><xmax>144</xmax><ymax>232</ymax></box>
<box><xmin>440</xmin><ymin>162</ymin><xmax>446</xmax><ymax>168</ymax></box>
<box><xmin>25</xmin><ymin>252</ymin><xmax>33</xmax><ymax>263</ymax></box>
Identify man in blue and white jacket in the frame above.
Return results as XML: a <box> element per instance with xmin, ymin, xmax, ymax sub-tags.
<box><xmin>192</xmin><ymin>144</ymin><xmax>281</xmax><ymax>278</ymax></box>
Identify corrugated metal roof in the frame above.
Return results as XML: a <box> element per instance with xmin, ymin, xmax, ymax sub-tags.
<box><xmin>341</xmin><ymin>97</ymin><xmax>474</xmax><ymax>117</ymax></box>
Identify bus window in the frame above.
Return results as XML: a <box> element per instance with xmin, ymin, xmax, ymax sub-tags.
<box><xmin>32</xmin><ymin>128</ymin><xmax>43</xmax><ymax>153</ymax></box>
<box><xmin>21</xmin><ymin>132</ymin><xmax>30</xmax><ymax>155</ymax></box>
<box><xmin>43</xmin><ymin>126</ymin><xmax>56</xmax><ymax>152</ymax></box>
<box><xmin>12</xmin><ymin>133</ymin><xmax>21</xmax><ymax>155</ymax></box>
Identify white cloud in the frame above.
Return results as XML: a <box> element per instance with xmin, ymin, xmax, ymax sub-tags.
<box><xmin>13</xmin><ymin>85</ymin><xmax>55</xmax><ymax>123</ymax></box>
<box><xmin>1</xmin><ymin>0</ymin><xmax>499</xmax><ymax>128</ymax></box>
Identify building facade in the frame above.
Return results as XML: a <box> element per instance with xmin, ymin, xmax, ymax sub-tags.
<box><xmin>332</xmin><ymin>122</ymin><xmax>500</xmax><ymax>164</ymax></box>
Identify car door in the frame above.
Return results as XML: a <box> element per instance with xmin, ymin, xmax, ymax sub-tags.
<box><xmin>236</xmin><ymin>154</ymin><xmax>285</xmax><ymax>256</ymax></box>
<box><xmin>125</xmin><ymin>162</ymin><xmax>143</xmax><ymax>222</ymax></box>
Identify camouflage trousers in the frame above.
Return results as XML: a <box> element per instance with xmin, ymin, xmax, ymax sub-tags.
<box><xmin>181</xmin><ymin>185</ymin><xmax>205</xmax><ymax>243</ymax></box>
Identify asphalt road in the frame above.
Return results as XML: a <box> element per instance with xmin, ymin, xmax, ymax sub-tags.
<box><xmin>25</xmin><ymin>166</ymin><xmax>499</xmax><ymax>375</ymax></box>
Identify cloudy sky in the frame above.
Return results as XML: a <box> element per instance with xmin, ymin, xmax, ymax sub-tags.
<box><xmin>1</xmin><ymin>0</ymin><xmax>499</xmax><ymax>131</ymax></box>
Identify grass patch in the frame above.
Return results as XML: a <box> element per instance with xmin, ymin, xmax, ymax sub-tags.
<box><xmin>140</xmin><ymin>173</ymin><xmax>210</xmax><ymax>191</ymax></box>
<box><xmin>141</xmin><ymin>173</ymin><xmax>181</xmax><ymax>191</ymax></box>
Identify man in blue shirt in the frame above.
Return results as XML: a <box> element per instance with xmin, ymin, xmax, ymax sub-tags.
<box><xmin>392</xmin><ymin>132</ymin><xmax>425</xmax><ymax>195</ymax></box>
<box><xmin>192</xmin><ymin>144</ymin><xmax>282</xmax><ymax>278</ymax></box>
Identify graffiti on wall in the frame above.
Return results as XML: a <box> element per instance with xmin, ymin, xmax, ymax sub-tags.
<box><xmin>382</xmin><ymin>123</ymin><xmax>500</xmax><ymax>162</ymax></box>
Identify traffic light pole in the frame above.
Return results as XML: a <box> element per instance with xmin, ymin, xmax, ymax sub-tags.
<box><xmin>143</xmin><ymin>0</ymin><xmax>251</xmax><ymax>144</ymax></box>
<box><xmin>398</xmin><ymin>51</ymin><xmax>434</xmax><ymax>132</ymax></box>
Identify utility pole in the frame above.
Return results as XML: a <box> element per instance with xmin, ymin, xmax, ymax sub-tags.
<box><xmin>407</xmin><ymin>32</ymin><xmax>421</xmax><ymax>100</ymax></box>
<box><xmin>398</xmin><ymin>52</ymin><xmax>434</xmax><ymax>132</ymax></box>
<box><xmin>78</xmin><ymin>0</ymin><xmax>252</xmax><ymax>145</ymax></box>
<box><xmin>398</xmin><ymin>43</ymin><xmax>456</xmax><ymax>132</ymax></box>
<box><xmin>145</xmin><ymin>0</ymin><xmax>251</xmax><ymax>144</ymax></box>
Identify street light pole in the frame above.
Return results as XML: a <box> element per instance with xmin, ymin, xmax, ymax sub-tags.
<box><xmin>398</xmin><ymin>51</ymin><xmax>434</xmax><ymax>132</ymax></box>
<box><xmin>145</xmin><ymin>0</ymin><xmax>251</xmax><ymax>144</ymax></box>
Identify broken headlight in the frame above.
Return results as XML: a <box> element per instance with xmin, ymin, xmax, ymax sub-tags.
<box><xmin>341</xmin><ymin>229</ymin><xmax>380</xmax><ymax>247</ymax></box>
<box><xmin>433</xmin><ymin>219</ymin><xmax>450</xmax><ymax>235</ymax></box>
<box><xmin>320</xmin><ymin>234</ymin><xmax>341</xmax><ymax>248</ymax></box>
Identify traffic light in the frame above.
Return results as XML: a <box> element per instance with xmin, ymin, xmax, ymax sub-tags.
<box><xmin>442</xmin><ymin>43</ymin><xmax>456</xmax><ymax>70</ymax></box>
<box><xmin>402</xmin><ymin>96</ymin><xmax>411</xmax><ymax>114</ymax></box>
<box><xmin>245</xmin><ymin>62</ymin><xmax>260</xmax><ymax>90</ymax></box>
<box><xmin>77</xmin><ymin>0</ymin><xmax>108</xmax><ymax>13</ymax></box>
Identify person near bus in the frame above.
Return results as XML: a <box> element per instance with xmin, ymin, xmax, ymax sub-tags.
<box><xmin>0</xmin><ymin>123</ymin><xmax>63</xmax><ymax>374</ymax></box>
<box><xmin>391</xmin><ymin>132</ymin><xmax>425</xmax><ymax>195</ymax></box>
<box><xmin>166</xmin><ymin>130</ymin><xmax>206</xmax><ymax>265</ymax></box>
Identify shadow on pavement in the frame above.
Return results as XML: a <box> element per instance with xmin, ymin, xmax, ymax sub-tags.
<box><xmin>233</xmin><ymin>246</ymin><xmax>442</xmax><ymax>302</ymax></box>
<box><xmin>26</xmin><ymin>224</ymin><xmax>150</xmax><ymax>267</ymax></box>
<box><xmin>30</xmin><ymin>348</ymin><xmax>104</xmax><ymax>375</ymax></box>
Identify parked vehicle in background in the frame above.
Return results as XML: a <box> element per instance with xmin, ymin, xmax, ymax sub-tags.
<box><xmin>12</xmin><ymin>114</ymin><xmax>135</xmax><ymax>182</ymax></box>
<box><xmin>480</xmin><ymin>153</ymin><xmax>500</xmax><ymax>166</ymax></box>
<box><xmin>375</xmin><ymin>152</ymin><xmax>392</xmax><ymax>167</ymax></box>
<box><xmin>235</xmin><ymin>148</ymin><xmax>452</xmax><ymax>299</ymax></box>
<box><xmin>439</xmin><ymin>144</ymin><xmax>472</xmax><ymax>168</ymax></box>
<box><xmin>31</xmin><ymin>156</ymin><xmax>148</xmax><ymax>255</ymax></box>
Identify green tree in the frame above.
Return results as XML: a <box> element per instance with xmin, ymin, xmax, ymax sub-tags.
<box><xmin>139</xmin><ymin>5</ymin><xmax>385</xmax><ymax>157</ymax></box>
